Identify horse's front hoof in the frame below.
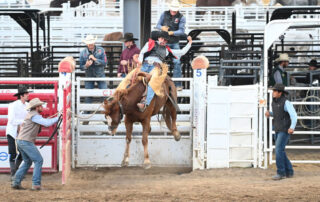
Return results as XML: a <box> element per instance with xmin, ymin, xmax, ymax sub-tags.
<box><xmin>143</xmin><ymin>163</ymin><xmax>151</xmax><ymax>169</ymax></box>
<box><xmin>121</xmin><ymin>160</ymin><xmax>129</xmax><ymax>167</ymax></box>
<box><xmin>173</xmin><ymin>131</ymin><xmax>181</xmax><ymax>141</ymax></box>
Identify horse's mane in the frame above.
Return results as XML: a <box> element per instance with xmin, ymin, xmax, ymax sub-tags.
<box><xmin>112</xmin><ymin>78</ymin><xmax>145</xmax><ymax>102</ymax></box>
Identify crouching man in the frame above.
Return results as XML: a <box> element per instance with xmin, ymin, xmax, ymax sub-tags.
<box><xmin>12</xmin><ymin>98</ymin><xmax>59</xmax><ymax>190</ymax></box>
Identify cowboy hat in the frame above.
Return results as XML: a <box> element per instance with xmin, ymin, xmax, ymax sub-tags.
<box><xmin>275</xmin><ymin>53</ymin><xmax>289</xmax><ymax>62</ymax></box>
<box><xmin>308</xmin><ymin>59</ymin><xmax>317</xmax><ymax>68</ymax></box>
<box><xmin>82</xmin><ymin>35</ymin><xmax>97</xmax><ymax>45</ymax></box>
<box><xmin>119</xmin><ymin>32</ymin><xmax>138</xmax><ymax>42</ymax></box>
<box><xmin>169</xmin><ymin>0</ymin><xmax>181</xmax><ymax>11</ymax></box>
<box><xmin>26</xmin><ymin>98</ymin><xmax>46</xmax><ymax>110</ymax></box>
<box><xmin>14</xmin><ymin>86</ymin><xmax>32</xmax><ymax>97</ymax></box>
<box><xmin>270</xmin><ymin>83</ymin><xmax>289</xmax><ymax>94</ymax></box>
<box><xmin>159</xmin><ymin>31</ymin><xmax>170</xmax><ymax>41</ymax></box>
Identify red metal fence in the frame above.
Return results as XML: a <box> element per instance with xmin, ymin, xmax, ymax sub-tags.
<box><xmin>0</xmin><ymin>80</ymin><xmax>59</xmax><ymax>173</ymax></box>
<box><xmin>62</xmin><ymin>80</ymin><xmax>72</xmax><ymax>184</ymax></box>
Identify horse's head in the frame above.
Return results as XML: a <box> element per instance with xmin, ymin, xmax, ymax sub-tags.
<box><xmin>103</xmin><ymin>97</ymin><xmax>124</xmax><ymax>135</ymax></box>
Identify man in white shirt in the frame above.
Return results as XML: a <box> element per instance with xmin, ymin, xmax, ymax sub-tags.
<box><xmin>6</xmin><ymin>87</ymin><xmax>30</xmax><ymax>179</ymax></box>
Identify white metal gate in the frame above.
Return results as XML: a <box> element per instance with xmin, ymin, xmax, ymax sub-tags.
<box><xmin>74</xmin><ymin>77</ymin><xmax>193</xmax><ymax>167</ymax></box>
<box><xmin>206</xmin><ymin>79</ymin><xmax>259</xmax><ymax>168</ymax></box>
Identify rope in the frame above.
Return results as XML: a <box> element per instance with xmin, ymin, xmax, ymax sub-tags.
<box><xmin>297</xmin><ymin>90</ymin><xmax>320</xmax><ymax>130</ymax></box>
<box><xmin>68</xmin><ymin>103</ymin><xmax>104</xmax><ymax>120</ymax></box>
<box><xmin>48</xmin><ymin>110</ymin><xmax>62</xmax><ymax>118</ymax></box>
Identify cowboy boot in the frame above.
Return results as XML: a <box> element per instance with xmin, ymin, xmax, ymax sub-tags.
<box><xmin>137</xmin><ymin>98</ymin><xmax>147</xmax><ymax>112</ymax></box>
<box><xmin>14</xmin><ymin>155</ymin><xmax>23</xmax><ymax>174</ymax></box>
<box><xmin>137</xmin><ymin>87</ymin><xmax>148</xmax><ymax>112</ymax></box>
<box><xmin>9</xmin><ymin>161</ymin><xmax>16</xmax><ymax>181</ymax></box>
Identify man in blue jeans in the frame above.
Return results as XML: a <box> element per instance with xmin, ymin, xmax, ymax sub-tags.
<box><xmin>156</xmin><ymin>0</ymin><xmax>186</xmax><ymax>90</ymax></box>
<box><xmin>79</xmin><ymin>35</ymin><xmax>108</xmax><ymax>104</ymax></box>
<box><xmin>265</xmin><ymin>83</ymin><xmax>297</xmax><ymax>180</ymax></box>
<box><xmin>12</xmin><ymin>98</ymin><xmax>59</xmax><ymax>190</ymax></box>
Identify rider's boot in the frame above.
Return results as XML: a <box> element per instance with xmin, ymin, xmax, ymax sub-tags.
<box><xmin>137</xmin><ymin>87</ymin><xmax>148</xmax><ymax>112</ymax></box>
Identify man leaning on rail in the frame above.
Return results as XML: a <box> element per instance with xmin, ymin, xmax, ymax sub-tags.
<box><xmin>79</xmin><ymin>35</ymin><xmax>108</xmax><ymax>103</ymax></box>
<box><xmin>265</xmin><ymin>84</ymin><xmax>297</xmax><ymax>180</ymax></box>
<box><xmin>79</xmin><ymin>35</ymin><xmax>108</xmax><ymax>125</ymax></box>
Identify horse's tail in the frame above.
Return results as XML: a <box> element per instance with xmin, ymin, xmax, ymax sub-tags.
<box><xmin>162</xmin><ymin>103</ymin><xmax>172</xmax><ymax>131</ymax></box>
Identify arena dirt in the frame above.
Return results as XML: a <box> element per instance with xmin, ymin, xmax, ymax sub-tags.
<box><xmin>1</xmin><ymin>151</ymin><xmax>320</xmax><ymax>201</ymax></box>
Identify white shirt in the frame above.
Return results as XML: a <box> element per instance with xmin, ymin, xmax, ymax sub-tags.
<box><xmin>6</xmin><ymin>100</ymin><xmax>28</xmax><ymax>139</ymax></box>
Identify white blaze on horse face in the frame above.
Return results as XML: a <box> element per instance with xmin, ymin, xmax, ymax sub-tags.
<box><xmin>106</xmin><ymin>115</ymin><xmax>112</xmax><ymax>126</ymax></box>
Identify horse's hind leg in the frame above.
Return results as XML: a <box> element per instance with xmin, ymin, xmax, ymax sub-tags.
<box><xmin>141</xmin><ymin>119</ymin><xmax>151</xmax><ymax>169</ymax></box>
<box><xmin>165</xmin><ymin>101</ymin><xmax>181</xmax><ymax>141</ymax></box>
<box><xmin>122</xmin><ymin>119</ymin><xmax>133</xmax><ymax>167</ymax></box>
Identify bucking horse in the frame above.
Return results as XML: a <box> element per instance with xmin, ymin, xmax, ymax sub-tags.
<box><xmin>103</xmin><ymin>64</ymin><xmax>180</xmax><ymax>169</ymax></box>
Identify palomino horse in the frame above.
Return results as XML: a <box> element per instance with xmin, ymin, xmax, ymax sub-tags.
<box><xmin>103</xmin><ymin>73</ymin><xmax>181</xmax><ymax>169</ymax></box>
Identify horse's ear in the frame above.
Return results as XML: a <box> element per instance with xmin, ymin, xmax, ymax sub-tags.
<box><xmin>103</xmin><ymin>99</ymin><xmax>111</xmax><ymax>115</ymax></box>
<box><xmin>104</xmin><ymin>98</ymin><xmax>109</xmax><ymax>105</ymax></box>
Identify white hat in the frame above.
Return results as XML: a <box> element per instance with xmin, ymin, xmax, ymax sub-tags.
<box><xmin>275</xmin><ymin>53</ymin><xmax>289</xmax><ymax>62</ymax></box>
<box><xmin>82</xmin><ymin>35</ymin><xmax>97</xmax><ymax>45</ymax></box>
<box><xmin>169</xmin><ymin>0</ymin><xmax>181</xmax><ymax>11</ymax></box>
<box><xmin>26</xmin><ymin>98</ymin><xmax>45</xmax><ymax>110</ymax></box>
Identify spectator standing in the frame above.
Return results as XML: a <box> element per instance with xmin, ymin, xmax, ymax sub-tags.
<box><xmin>117</xmin><ymin>33</ymin><xmax>140</xmax><ymax>77</ymax></box>
<box><xmin>270</xmin><ymin>53</ymin><xmax>290</xmax><ymax>86</ymax></box>
<box><xmin>79</xmin><ymin>35</ymin><xmax>108</xmax><ymax>104</ymax></box>
<box><xmin>156</xmin><ymin>0</ymin><xmax>186</xmax><ymax>90</ymax></box>
<box><xmin>306</xmin><ymin>59</ymin><xmax>319</xmax><ymax>85</ymax></box>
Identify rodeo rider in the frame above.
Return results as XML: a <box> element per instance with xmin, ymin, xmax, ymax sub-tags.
<box><xmin>136</xmin><ymin>31</ymin><xmax>192</xmax><ymax>112</ymax></box>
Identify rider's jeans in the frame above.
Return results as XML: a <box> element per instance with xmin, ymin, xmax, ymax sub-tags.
<box><xmin>141</xmin><ymin>63</ymin><xmax>155</xmax><ymax>105</ymax></box>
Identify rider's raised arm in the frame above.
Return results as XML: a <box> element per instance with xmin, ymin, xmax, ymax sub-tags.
<box><xmin>171</xmin><ymin>37</ymin><xmax>192</xmax><ymax>57</ymax></box>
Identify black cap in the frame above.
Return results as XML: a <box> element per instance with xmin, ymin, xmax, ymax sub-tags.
<box><xmin>158</xmin><ymin>31</ymin><xmax>169</xmax><ymax>41</ymax></box>
<box><xmin>308</xmin><ymin>59</ymin><xmax>317</xmax><ymax>68</ymax></box>
<box><xmin>14</xmin><ymin>87</ymin><xmax>32</xmax><ymax>97</ymax></box>
<box><xmin>271</xmin><ymin>83</ymin><xmax>288</xmax><ymax>94</ymax></box>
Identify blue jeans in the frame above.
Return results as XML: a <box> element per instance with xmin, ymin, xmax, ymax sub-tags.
<box><xmin>13</xmin><ymin>140</ymin><xmax>43</xmax><ymax>186</ymax></box>
<box><xmin>141</xmin><ymin>63</ymin><xmax>155</xmax><ymax>105</ymax></box>
<box><xmin>274</xmin><ymin>132</ymin><xmax>294</xmax><ymax>176</ymax></box>
<box><xmin>84</xmin><ymin>80</ymin><xmax>107</xmax><ymax>103</ymax></box>
<box><xmin>168</xmin><ymin>43</ymin><xmax>182</xmax><ymax>87</ymax></box>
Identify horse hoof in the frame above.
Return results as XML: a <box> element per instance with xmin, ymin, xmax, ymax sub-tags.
<box><xmin>173</xmin><ymin>131</ymin><xmax>181</xmax><ymax>141</ymax></box>
<box><xmin>143</xmin><ymin>163</ymin><xmax>151</xmax><ymax>169</ymax></box>
<box><xmin>121</xmin><ymin>161</ymin><xmax>129</xmax><ymax>167</ymax></box>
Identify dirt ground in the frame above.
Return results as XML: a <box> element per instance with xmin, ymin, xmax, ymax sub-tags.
<box><xmin>1</xmin><ymin>162</ymin><xmax>320</xmax><ymax>202</ymax></box>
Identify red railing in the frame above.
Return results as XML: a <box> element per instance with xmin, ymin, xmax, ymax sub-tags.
<box><xmin>62</xmin><ymin>80</ymin><xmax>72</xmax><ymax>184</ymax></box>
<box><xmin>0</xmin><ymin>80</ymin><xmax>59</xmax><ymax>173</ymax></box>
